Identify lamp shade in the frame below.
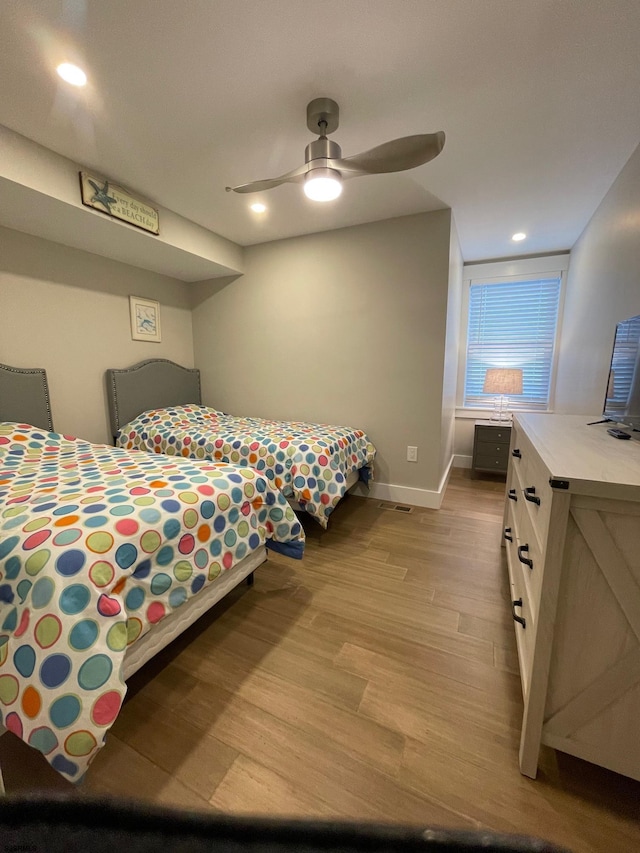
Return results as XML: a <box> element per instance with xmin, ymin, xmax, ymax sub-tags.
<box><xmin>483</xmin><ymin>368</ymin><xmax>523</xmax><ymax>396</ymax></box>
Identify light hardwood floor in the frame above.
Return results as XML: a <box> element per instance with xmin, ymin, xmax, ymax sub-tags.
<box><xmin>2</xmin><ymin>470</ymin><xmax>639</xmax><ymax>850</ymax></box>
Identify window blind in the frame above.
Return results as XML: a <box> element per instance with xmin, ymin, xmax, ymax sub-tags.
<box><xmin>464</xmin><ymin>276</ymin><xmax>562</xmax><ymax>411</ymax></box>
<box><xmin>606</xmin><ymin>315</ymin><xmax>640</xmax><ymax>412</ymax></box>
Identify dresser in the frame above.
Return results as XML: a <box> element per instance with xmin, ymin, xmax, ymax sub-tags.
<box><xmin>472</xmin><ymin>420</ymin><xmax>511</xmax><ymax>477</ymax></box>
<box><xmin>503</xmin><ymin>414</ymin><xmax>640</xmax><ymax>781</ymax></box>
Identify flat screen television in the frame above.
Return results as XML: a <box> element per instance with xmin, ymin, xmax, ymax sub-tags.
<box><xmin>603</xmin><ymin>313</ymin><xmax>640</xmax><ymax>431</ymax></box>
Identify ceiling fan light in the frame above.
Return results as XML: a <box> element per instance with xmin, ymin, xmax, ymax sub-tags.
<box><xmin>303</xmin><ymin>168</ymin><xmax>342</xmax><ymax>202</ymax></box>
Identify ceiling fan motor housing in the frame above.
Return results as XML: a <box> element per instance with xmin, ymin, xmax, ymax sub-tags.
<box><xmin>305</xmin><ymin>137</ymin><xmax>342</xmax><ymax>164</ymax></box>
<box><xmin>306</xmin><ymin>97</ymin><xmax>340</xmax><ymax>135</ymax></box>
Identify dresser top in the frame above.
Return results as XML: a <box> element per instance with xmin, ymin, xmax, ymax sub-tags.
<box><xmin>515</xmin><ymin>413</ymin><xmax>640</xmax><ymax>496</ymax></box>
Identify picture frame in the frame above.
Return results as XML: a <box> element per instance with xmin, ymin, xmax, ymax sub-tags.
<box><xmin>129</xmin><ymin>296</ymin><xmax>161</xmax><ymax>342</ymax></box>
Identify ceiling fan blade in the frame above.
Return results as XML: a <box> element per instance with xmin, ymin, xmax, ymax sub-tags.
<box><xmin>339</xmin><ymin>132</ymin><xmax>445</xmax><ymax>176</ymax></box>
<box><xmin>226</xmin><ymin>163</ymin><xmax>308</xmax><ymax>194</ymax></box>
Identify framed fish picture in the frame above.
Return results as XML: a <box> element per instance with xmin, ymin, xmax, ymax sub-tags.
<box><xmin>129</xmin><ymin>296</ymin><xmax>161</xmax><ymax>342</ymax></box>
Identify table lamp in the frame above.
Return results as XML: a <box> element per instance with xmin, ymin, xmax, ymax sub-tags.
<box><xmin>483</xmin><ymin>368</ymin><xmax>523</xmax><ymax>421</ymax></box>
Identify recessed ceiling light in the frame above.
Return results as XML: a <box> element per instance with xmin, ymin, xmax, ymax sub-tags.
<box><xmin>56</xmin><ymin>63</ymin><xmax>87</xmax><ymax>87</ymax></box>
<box><xmin>512</xmin><ymin>232</ymin><xmax>527</xmax><ymax>242</ymax></box>
<box><xmin>250</xmin><ymin>202</ymin><xmax>266</xmax><ymax>213</ymax></box>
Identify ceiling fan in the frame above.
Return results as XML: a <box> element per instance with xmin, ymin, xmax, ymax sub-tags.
<box><xmin>225</xmin><ymin>97</ymin><xmax>445</xmax><ymax>202</ymax></box>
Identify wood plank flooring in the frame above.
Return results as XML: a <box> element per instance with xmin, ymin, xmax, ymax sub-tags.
<box><xmin>2</xmin><ymin>470</ymin><xmax>639</xmax><ymax>850</ymax></box>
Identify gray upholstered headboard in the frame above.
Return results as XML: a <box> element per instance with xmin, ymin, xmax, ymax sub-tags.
<box><xmin>106</xmin><ymin>359</ymin><xmax>201</xmax><ymax>438</ymax></box>
<box><xmin>0</xmin><ymin>363</ymin><xmax>54</xmax><ymax>431</ymax></box>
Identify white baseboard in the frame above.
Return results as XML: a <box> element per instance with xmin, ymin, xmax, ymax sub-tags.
<box><xmin>453</xmin><ymin>454</ymin><xmax>472</xmax><ymax>469</ymax></box>
<box><xmin>350</xmin><ymin>456</ymin><xmax>455</xmax><ymax>510</ymax></box>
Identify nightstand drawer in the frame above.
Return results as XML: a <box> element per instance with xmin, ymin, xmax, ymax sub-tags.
<box><xmin>476</xmin><ymin>425</ymin><xmax>512</xmax><ymax>444</ymax></box>
<box><xmin>474</xmin><ymin>453</ymin><xmax>509</xmax><ymax>472</ymax></box>
<box><xmin>476</xmin><ymin>440</ymin><xmax>510</xmax><ymax>459</ymax></box>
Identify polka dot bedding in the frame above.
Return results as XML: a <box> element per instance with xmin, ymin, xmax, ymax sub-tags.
<box><xmin>0</xmin><ymin>422</ymin><xmax>304</xmax><ymax>782</ymax></box>
<box><xmin>117</xmin><ymin>405</ymin><xmax>376</xmax><ymax>528</ymax></box>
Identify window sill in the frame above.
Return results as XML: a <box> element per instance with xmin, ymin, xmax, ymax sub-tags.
<box><xmin>455</xmin><ymin>408</ymin><xmax>555</xmax><ymax>419</ymax></box>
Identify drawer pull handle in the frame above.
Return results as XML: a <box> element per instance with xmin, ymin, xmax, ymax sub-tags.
<box><xmin>524</xmin><ymin>486</ymin><xmax>541</xmax><ymax>506</ymax></box>
<box><xmin>518</xmin><ymin>544</ymin><xmax>533</xmax><ymax>569</ymax></box>
<box><xmin>508</xmin><ymin>489</ymin><xmax>517</xmax><ymax>502</ymax></box>
<box><xmin>512</xmin><ymin>448</ymin><xmax>521</xmax><ymax>458</ymax></box>
<box><xmin>504</xmin><ymin>527</ymin><xmax>513</xmax><ymax>542</ymax></box>
<box><xmin>512</xmin><ymin>598</ymin><xmax>526</xmax><ymax>628</ymax></box>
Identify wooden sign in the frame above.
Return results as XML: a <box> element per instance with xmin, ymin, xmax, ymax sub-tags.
<box><xmin>79</xmin><ymin>171</ymin><xmax>159</xmax><ymax>235</ymax></box>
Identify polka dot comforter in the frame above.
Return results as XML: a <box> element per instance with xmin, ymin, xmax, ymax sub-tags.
<box><xmin>0</xmin><ymin>423</ymin><xmax>304</xmax><ymax>782</ymax></box>
<box><xmin>117</xmin><ymin>405</ymin><xmax>376</xmax><ymax>528</ymax></box>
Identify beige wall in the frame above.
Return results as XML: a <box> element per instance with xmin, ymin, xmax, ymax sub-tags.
<box><xmin>440</xmin><ymin>215</ymin><xmax>463</xmax><ymax>479</ymax></box>
<box><xmin>453</xmin><ymin>419</ymin><xmax>476</xmax><ymax>461</ymax></box>
<box><xmin>555</xmin><ymin>142</ymin><xmax>640</xmax><ymax>414</ymax></box>
<box><xmin>0</xmin><ymin>225</ymin><xmax>194</xmax><ymax>443</ymax></box>
<box><xmin>192</xmin><ymin>211</ymin><xmax>453</xmax><ymax>493</ymax></box>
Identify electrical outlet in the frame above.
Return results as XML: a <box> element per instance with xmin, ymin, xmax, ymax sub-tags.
<box><xmin>407</xmin><ymin>445</ymin><xmax>418</xmax><ymax>462</ymax></box>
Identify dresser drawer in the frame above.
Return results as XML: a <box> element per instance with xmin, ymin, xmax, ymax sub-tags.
<box><xmin>504</xmin><ymin>495</ymin><xmax>542</xmax><ymax>603</ymax></box>
<box><xmin>503</xmin><ymin>498</ymin><xmax>521</xmax><ymax>577</ymax></box>
<box><xmin>511</xmin><ymin>427</ymin><xmax>553</xmax><ymax>549</ymax></box>
<box><xmin>512</xmin><ymin>494</ymin><xmax>544</xmax><ymax>619</ymax></box>
<box><xmin>509</xmin><ymin>548</ymin><xmax>535</xmax><ymax>700</ymax></box>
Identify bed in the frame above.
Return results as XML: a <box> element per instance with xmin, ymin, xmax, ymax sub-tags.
<box><xmin>106</xmin><ymin>359</ymin><xmax>376</xmax><ymax>528</ymax></box>
<box><xmin>0</xmin><ymin>363</ymin><xmax>304</xmax><ymax>788</ymax></box>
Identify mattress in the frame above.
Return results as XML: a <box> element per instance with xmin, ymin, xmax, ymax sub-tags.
<box><xmin>116</xmin><ymin>405</ymin><xmax>376</xmax><ymax>527</ymax></box>
<box><xmin>0</xmin><ymin>422</ymin><xmax>304</xmax><ymax>782</ymax></box>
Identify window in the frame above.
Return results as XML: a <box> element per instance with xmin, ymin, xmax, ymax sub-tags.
<box><xmin>460</xmin><ymin>256</ymin><xmax>568</xmax><ymax>413</ymax></box>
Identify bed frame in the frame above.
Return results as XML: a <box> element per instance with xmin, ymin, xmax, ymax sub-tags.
<box><xmin>106</xmin><ymin>358</ymin><xmax>361</xmax><ymax>504</ymax></box>
<box><xmin>106</xmin><ymin>359</ymin><xmax>201</xmax><ymax>441</ymax></box>
<box><xmin>0</xmin><ymin>363</ymin><xmax>265</xmax><ymax>793</ymax></box>
<box><xmin>0</xmin><ymin>363</ymin><xmax>54</xmax><ymax>431</ymax></box>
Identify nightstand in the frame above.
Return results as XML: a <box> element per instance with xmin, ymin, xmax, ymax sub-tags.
<box><xmin>471</xmin><ymin>419</ymin><xmax>512</xmax><ymax>477</ymax></box>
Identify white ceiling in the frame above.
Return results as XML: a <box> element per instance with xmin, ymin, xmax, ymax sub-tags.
<box><xmin>1</xmin><ymin>0</ymin><xmax>640</xmax><ymax>263</ymax></box>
